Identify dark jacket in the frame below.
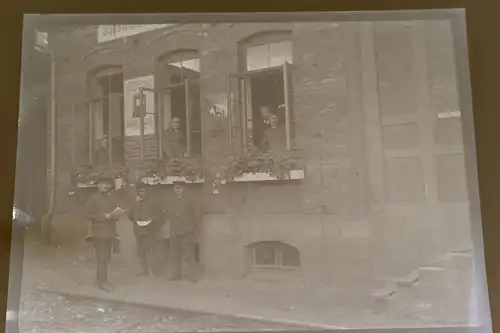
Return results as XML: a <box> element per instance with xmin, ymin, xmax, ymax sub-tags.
<box><xmin>94</xmin><ymin>147</ymin><xmax>109</xmax><ymax>166</ymax></box>
<box><xmin>163</xmin><ymin>128</ymin><xmax>186</xmax><ymax>159</ymax></box>
<box><xmin>166</xmin><ymin>195</ymin><xmax>200</xmax><ymax>236</ymax></box>
<box><xmin>84</xmin><ymin>191</ymin><xmax>120</xmax><ymax>239</ymax></box>
<box><xmin>128</xmin><ymin>197</ymin><xmax>165</xmax><ymax>238</ymax></box>
<box><xmin>260</xmin><ymin>126</ymin><xmax>287</xmax><ymax>154</ymax></box>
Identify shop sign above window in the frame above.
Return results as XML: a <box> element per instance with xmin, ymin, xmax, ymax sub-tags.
<box><xmin>97</xmin><ymin>24</ymin><xmax>177</xmax><ymax>43</ymax></box>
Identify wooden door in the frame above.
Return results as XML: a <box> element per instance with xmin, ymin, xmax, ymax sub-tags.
<box><xmin>360</xmin><ymin>21</ymin><xmax>468</xmax><ymax>278</ymax></box>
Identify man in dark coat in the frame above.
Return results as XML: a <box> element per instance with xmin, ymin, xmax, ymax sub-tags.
<box><xmin>166</xmin><ymin>181</ymin><xmax>200</xmax><ymax>282</ymax></box>
<box><xmin>94</xmin><ymin>135</ymin><xmax>110</xmax><ymax>166</ymax></box>
<box><xmin>84</xmin><ymin>175</ymin><xmax>123</xmax><ymax>291</ymax></box>
<box><xmin>163</xmin><ymin>117</ymin><xmax>187</xmax><ymax>160</ymax></box>
<box><xmin>128</xmin><ymin>182</ymin><xmax>165</xmax><ymax>276</ymax></box>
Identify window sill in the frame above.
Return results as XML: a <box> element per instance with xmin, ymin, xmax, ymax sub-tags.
<box><xmin>142</xmin><ymin>175</ymin><xmax>205</xmax><ymax>185</ymax></box>
<box><xmin>76</xmin><ymin>177</ymin><xmax>126</xmax><ymax>189</ymax></box>
<box><xmin>76</xmin><ymin>182</ymin><xmax>97</xmax><ymax>188</ymax></box>
<box><xmin>222</xmin><ymin>169</ymin><xmax>305</xmax><ymax>183</ymax></box>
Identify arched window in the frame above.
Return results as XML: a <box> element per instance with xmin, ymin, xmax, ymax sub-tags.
<box><xmin>242</xmin><ymin>31</ymin><xmax>293</xmax><ymax>72</ymax></box>
<box><xmin>229</xmin><ymin>31</ymin><xmax>295</xmax><ymax>154</ymax></box>
<box><xmin>248</xmin><ymin>241</ymin><xmax>301</xmax><ymax>269</ymax></box>
<box><xmin>156</xmin><ymin>50</ymin><xmax>202</xmax><ymax>158</ymax></box>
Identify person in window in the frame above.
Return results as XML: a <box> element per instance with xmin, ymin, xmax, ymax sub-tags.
<box><xmin>259</xmin><ymin>113</ymin><xmax>287</xmax><ymax>155</ymax></box>
<box><xmin>84</xmin><ymin>175</ymin><xmax>123</xmax><ymax>292</ymax></box>
<box><xmin>94</xmin><ymin>135</ymin><xmax>110</xmax><ymax>166</ymax></box>
<box><xmin>128</xmin><ymin>182</ymin><xmax>165</xmax><ymax>277</ymax></box>
<box><xmin>166</xmin><ymin>180</ymin><xmax>200</xmax><ymax>283</ymax></box>
<box><xmin>260</xmin><ymin>106</ymin><xmax>272</xmax><ymax>126</ymax></box>
<box><xmin>163</xmin><ymin>117</ymin><xmax>187</xmax><ymax>160</ymax></box>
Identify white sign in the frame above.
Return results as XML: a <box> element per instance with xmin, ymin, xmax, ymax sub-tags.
<box><xmin>97</xmin><ymin>24</ymin><xmax>176</xmax><ymax>43</ymax></box>
<box><xmin>124</xmin><ymin>76</ymin><xmax>155</xmax><ymax>137</ymax></box>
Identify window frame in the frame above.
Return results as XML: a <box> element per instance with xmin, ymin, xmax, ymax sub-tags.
<box><xmin>154</xmin><ymin>50</ymin><xmax>202</xmax><ymax>160</ymax></box>
<box><xmin>250</xmin><ymin>241</ymin><xmax>301</xmax><ymax>270</ymax></box>
<box><xmin>228</xmin><ymin>62</ymin><xmax>294</xmax><ymax>154</ymax></box>
<box><xmin>72</xmin><ymin>66</ymin><xmax>124</xmax><ymax>168</ymax></box>
<box><xmin>229</xmin><ymin>32</ymin><xmax>295</xmax><ymax>155</ymax></box>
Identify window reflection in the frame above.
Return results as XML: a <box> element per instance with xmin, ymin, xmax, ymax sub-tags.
<box><xmin>182</xmin><ymin>59</ymin><xmax>200</xmax><ymax>72</ymax></box>
<box><xmin>166</xmin><ymin>58</ymin><xmax>200</xmax><ymax>81</ymax></box>
<box><xmin>247</xmin><ymin>44</ymin><xmax>270</xmax><ymax>71</ymax></box>
<box><xmin>246</xmin><ymin>41</ymin><xmax>293</xmax><ymax>71</ymax></box>
<box><xmin>270</xmin><ymin>41</ymin><xmax>292</xmax><ymax>68</ymax></box>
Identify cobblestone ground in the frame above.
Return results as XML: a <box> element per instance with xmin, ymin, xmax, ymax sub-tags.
<box><xmin>17</xmin><ymin>239</ymin><xmax>296</xmax><ymax>333</ymax></box>
<box><xmin>19</xmin><ymin>290</ymin><xmax>292</xmax><ymax>333</ymax></box>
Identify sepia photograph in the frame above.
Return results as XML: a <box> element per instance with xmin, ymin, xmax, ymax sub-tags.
<box><xmin>11</xmin><ymin>10</ymin><xmax>491</xmax><ymax>333</ymax></box>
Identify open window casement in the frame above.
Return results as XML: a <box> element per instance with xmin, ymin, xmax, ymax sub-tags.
<box><xmin>282</xmin><ymin>61</ymin><xmax>295</xmax><ymax>150</ymax></box>
<box><xmin>155</xmin><ymin>78</ymin><xmax>201</xmax><ymax>160</ymax></box>
<box><xmin>227</xmin><ymin>74</ymin><xmax>252</xmax><ymax>153</ymax></box>
<box><xmin>228</xmin><ymin>63</ymin><xmax>295</xmax><ymax>153</ymax></box>
<box><xmin>134</xmin><ymin>89</ymin><xmax>147</xmax><ymax>161</ymax></box>
<box><xmin>157</xmin><ymin>88</ymin><xmax>171</xmax><ymax>159</ymax></box>
<box><xmin>184</xmin><ymin>78</ymin><xmax>202</xmax><ymax>157</ymax></box>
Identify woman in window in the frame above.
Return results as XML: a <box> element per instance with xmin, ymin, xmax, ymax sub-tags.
<box><xmin>259</xmin><ymin>113</ymin><xmax>287</xmax><ymax>156</ymax></box>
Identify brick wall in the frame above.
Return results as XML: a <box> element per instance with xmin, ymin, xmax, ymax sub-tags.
<box><xmin>49</xmin><ymin>21</ymin><xmax>472</xmax><ymax>288</ymax></box>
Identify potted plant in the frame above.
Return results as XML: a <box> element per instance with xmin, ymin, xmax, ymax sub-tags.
<box><xmin>221</xmin><ymin>147</ymin><xmax>304</xmax><ymax>183</ymax></box>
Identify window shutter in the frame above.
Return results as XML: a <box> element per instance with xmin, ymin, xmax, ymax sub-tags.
<box><xmin>283</xmin><ymin>61</ymin><xmax>294</xmax><ymax>150</ymax></box>
<box><xmin>227</xmin><ymin>74</ymin><xmax>244</xmax><ymax>154</ymax></box>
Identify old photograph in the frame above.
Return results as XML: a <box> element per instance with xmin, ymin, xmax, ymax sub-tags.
<box><xmin>12</xmin><ymin>12</ymin><xmax>490</xmax><ymax>332</ymax></box>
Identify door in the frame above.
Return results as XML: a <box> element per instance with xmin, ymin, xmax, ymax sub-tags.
<box><xmin>360</xmin><ymin>21</ymin><xmax>458</xmax><ymax>278</ymax></box>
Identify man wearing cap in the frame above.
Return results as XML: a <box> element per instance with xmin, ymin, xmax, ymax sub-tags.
<box><xmin>84</xmin><ymin>175</ymin><xmax>123</xmax><ymax>291</ymax></box>
<box><xmin>166</xmin><ymin>180</ymin><xmax>200</xmax><ymax>282</ymax></box>
<box><xmin>128</xmin><ymin>182</ymin><xmax>166</xmax><ymax>276</ymax></box>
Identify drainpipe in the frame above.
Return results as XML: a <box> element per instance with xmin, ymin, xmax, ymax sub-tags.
<box><xmin>45</xmin><ymin>50</ymin><xmax>56</xmax><ymax>243</ymax></box>
<box><xmin>35</xmin><ymin>35</ymin><xmax>56</xmax><ymax>244</ymax></box>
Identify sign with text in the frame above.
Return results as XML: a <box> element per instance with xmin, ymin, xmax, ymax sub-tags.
<box><xmin>124</xmin><ymin>76</ymin><xmax>155</xmax><ymax>137</ymax></box>
<box><xmin>97</xmin><ymin>24</ymin><xmax>175</xmax><ymax>43</ymax></box>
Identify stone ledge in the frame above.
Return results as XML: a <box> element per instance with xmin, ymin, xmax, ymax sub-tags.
<box><xmin>221</xmin><ymin>169</ymin><xmax>305</xmax><ymax>183</ymax></box>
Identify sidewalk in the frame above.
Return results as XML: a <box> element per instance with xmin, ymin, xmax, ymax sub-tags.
<box><xmin>20</xmin><ymin>242</ymin><xmax>396</xmax><ymax>330</ymax></box>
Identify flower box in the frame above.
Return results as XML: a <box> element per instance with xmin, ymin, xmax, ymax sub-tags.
<box><xmin>76</xmin><ymin>177</ymin><xmax>126</xmax><ymax>189</ymax></box>
<box><xmin>142</xmin><ymin>175</ymin><xmax>205</xmax><ymax>186</ymax></box>
<box><xmin>222</xmin><ymin>169</ymin><xmax>305</xmax><ymax>184</ymax></box>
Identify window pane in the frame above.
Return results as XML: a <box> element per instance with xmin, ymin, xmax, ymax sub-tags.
<box><xmin>281</xmin><ymin>245</ymin><xmax>300</xmax><ymax>267</ymax></box>
<box><xmin>269</xmin><ymin>41</ymin><xmax>293</xmax><ymax>67</ymax></box>
<box><xmin>170</xmin><ymin>61</ymin><xmax>182</xmax><ymax>69</ymax></box>
<box><xmin>254</xmin><ymin>243</ymin><xmax>276</xmax><ymax>266</ymax></box>
<box><xmin>182</xmin><ymin>59</ymin><xmax>200</xmax><ymax>73</ymax></box>
<box><xmin>246</xmin><ymin>44</ymin><xmax>270</xmax><ymax>71</ymax></box>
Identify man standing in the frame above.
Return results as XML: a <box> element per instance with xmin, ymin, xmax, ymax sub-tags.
<box><xmin>94</xmin><ymin>135</ymin><xmax>110</xmax><ymax>166</ymax></box>
<box><xmin>163</xmin><ymin>117</ymin><xmax>187</xmax><ymax>160</ymax></box>
<box><xmin>166</xmin><ymin>181</ymin><xmax>200</xmax><ymax>282</ymax></box>
<box><xmin>84</xmin><ymin>175</ymin><xmax>123</xmax><ymax>291</ymax></box>
<box><xmin>129</xmin><ymin>182</ymin><xmax>165</xmax><ymax>276</ymax></box>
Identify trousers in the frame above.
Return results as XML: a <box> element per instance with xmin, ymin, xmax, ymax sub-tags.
<box><xmin>168</xmin><ymin>232</ymin><xmax>197</xmax><ymax>282</ymax></box>
<box><xmin>93</xmin><ymin>238</ymin><xmax>113</xmax><ymax>285</ymax></box>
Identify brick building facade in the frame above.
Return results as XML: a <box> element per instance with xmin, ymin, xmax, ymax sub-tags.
<box><xmin>48</xmin><ymin>20</ymin><xmax>473</xmax><ymax>300</ymax></box>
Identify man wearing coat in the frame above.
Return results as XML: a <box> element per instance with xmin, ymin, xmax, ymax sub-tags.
<box><xmin>128</xmin><ymin>182</ymin><xmax>166</xmax><ymax>276</ymax></box>
<box><xmin>165</xmin><ymin>180</ymin><xmax>200</xmax><ymax>282</ymax></box>
<box><xmin>163</xmin><ymin>117</ymin><xmax>187</xmax><ymax>160</ymax></box>
<box><xmin>84</xmin><ymin>175</ymin><xmax>123</xmax><ymax>291</ymax></box>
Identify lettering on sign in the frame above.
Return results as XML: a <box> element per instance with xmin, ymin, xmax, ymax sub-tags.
<box><xmin>97</xmin><ymin>24</ymin><xmax>176</xmax><ymax>43</ymax></box>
